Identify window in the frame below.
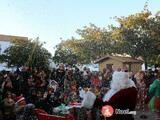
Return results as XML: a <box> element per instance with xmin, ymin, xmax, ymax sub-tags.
<box><xmin>126</xmin><ymin>64</ymin><xmax>131</xmax><ymax>72</ymax></box>
<box><xmin>106</xmin><ymin>64</ymin><xmax>113</xmax><ymax>71</ymax></box>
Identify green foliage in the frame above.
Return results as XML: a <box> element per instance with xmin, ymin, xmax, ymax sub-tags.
<box><xmin>117</xmin><ymin>10</ymin><xmax>160</xmax><ymax>67</ymax></box>
<box><xmin>3</xmin><ymin>38</ymin><xmax>52</xmax><ymax>69</ymax></box>
<box><xmin>54</xmin><ymin>24</ymin><xmax>113</xmax><ymax>64</ymax></box>
<box><xmin>53</xmin><ymin>46</ymin><xmax>78</xmax><ymax>66</ymax></box>
<box><xmin>54</xmin><ymin>7</ymin><xmax>160</xmax><ymax>67</ymax></box>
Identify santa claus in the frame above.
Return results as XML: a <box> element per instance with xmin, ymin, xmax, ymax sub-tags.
<box><xmin>94</xmin><ymin>71</ymin><xmax>137</xmax><ymax>120</ymax></box>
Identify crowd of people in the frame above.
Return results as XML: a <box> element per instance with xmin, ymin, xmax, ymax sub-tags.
<box><xmin>0</xmin><ymin>63</ymin><xmax>159</xmax><ymax>120</ymax></box>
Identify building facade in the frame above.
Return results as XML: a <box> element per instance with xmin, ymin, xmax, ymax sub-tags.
<box><xmin>0</xmin><ymin>34</ymin><xmax>28</xmax><ymax>71</ymax></box>
<box><xmin>95</xmin><ymin>56</ymin><xmax>143</xmax><ymax>73</ymax></box>
<box><xmin>0</xmin><ymin>34</ymin><xmax>28</xmax><ymax>53</ymax></box>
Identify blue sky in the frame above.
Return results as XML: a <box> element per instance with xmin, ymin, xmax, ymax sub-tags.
<box><xmin>0</xmin><ymin>0</ymin><xmax>159</xmax><ymax>55</ymax></box>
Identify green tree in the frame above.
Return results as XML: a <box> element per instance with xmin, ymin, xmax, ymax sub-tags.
<box><xmin>3</xmin><ymin>38</ymin><xmax>52</xmax><ymax>69</ymax></box>
<box><xmin>53</xmin><ymin>47</ymin><xmax>78</xmax><ymax>66</ymax></box>
<box><xmin>54</xmin><ymin>5</ymin><xmax>160</xmax><ymax>68</ymax></box>
<box><xmin>116</xmin><ymin>10</ymin><xmax>160</xmax><ymax>69</ymax></box>
<box><xmin>54</xmin><ymin>24</ymin><xmax>113</xmax><ymax>64</ymax></box>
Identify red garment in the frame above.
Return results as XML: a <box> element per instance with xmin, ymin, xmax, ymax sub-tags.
<box><xmin>35</xmin><ymin>108</ymin><xmax>74</xmax><ymax>120</ymax></box>
<box><xmin>92</xmin><ymin>76</ymin><xmax>101</xmax><ymax>87</ymax></box>
<box><xmin>154</xmin><ymin>96</ymin><xmax>160</xmax><ymax>110</ymax></box>
<box><xmin>94</xmin><ymin>87</ymin><xmax>138</xmax><ymax>120</ymax></box>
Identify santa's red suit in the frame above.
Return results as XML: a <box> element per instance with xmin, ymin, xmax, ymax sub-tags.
<box><xmin>94</xmin><ymin>71</ymin><xmax>138</xmax><ymax>120</ymax></box>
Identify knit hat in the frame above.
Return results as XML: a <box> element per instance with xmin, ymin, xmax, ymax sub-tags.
<box><xmin>16</xmin><ymin>96</ymin><xmax>25</xmax><ymax>104</ymax></box>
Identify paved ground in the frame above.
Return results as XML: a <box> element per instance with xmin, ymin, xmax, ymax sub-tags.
<box><xmin>134</xmin><ymin>111</ymin><xmax>160</xmax><ymax>120</ymax></box>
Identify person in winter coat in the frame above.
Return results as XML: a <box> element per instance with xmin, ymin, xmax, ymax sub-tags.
<box><xmin>94</xmin><ymin>71</ymin><xmax>137</xmax><ymax>120</ymax></box>
<box><xmin>148</xmin><ymin>71</ymin><xmax>160</xmax><ymax>119</ymax></box>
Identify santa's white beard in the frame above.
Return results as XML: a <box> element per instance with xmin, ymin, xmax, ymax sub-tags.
<box><xmin>103</xmin><ymin>71</ymin><xmax>136</xmax><ymax>102</ymax></box>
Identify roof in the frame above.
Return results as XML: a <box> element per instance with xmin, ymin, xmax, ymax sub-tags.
<box><xmin>0</xmin><ymin>34</ymin><xmax>28</xmax><ymax>42</ymax></box>
<box><xmin>95</xmin><ymin>55</ymin><xmax>143</xmax><ymax>64</ymax></box>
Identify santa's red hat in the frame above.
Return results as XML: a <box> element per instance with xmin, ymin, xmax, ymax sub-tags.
<box><xmin>16</xmin><ymin>96</ymin><xmax>25</xmax><ymax>104</ymax></box>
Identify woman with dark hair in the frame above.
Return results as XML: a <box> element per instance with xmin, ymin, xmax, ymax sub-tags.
<box><xmin>1</xmin><ymin>76</ymin><xmax>13</xmax><ymax>97</ymax></box>
<box><xmin>135</xmin><ymin>71</ymin><xmax>147</xmax><ymax>110</ymax></box>
<box><xmin>56</xmin><ymin>63</ymin><xmax>65</xmax><ymax>89</ymax></box>
<box><xmin>135</xmin><ymin>71</ymin><xmax>148</xmax><ymax>119</ymax></box>
<box><xmin>2</xmin><ymin>92</ymin><xmax>15</xmax><ymax>120</ymax></box>
<box><xmin>64</xmin><ymin>69</ymin><xmax>77</xmax><ymax>104</ymax></box>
